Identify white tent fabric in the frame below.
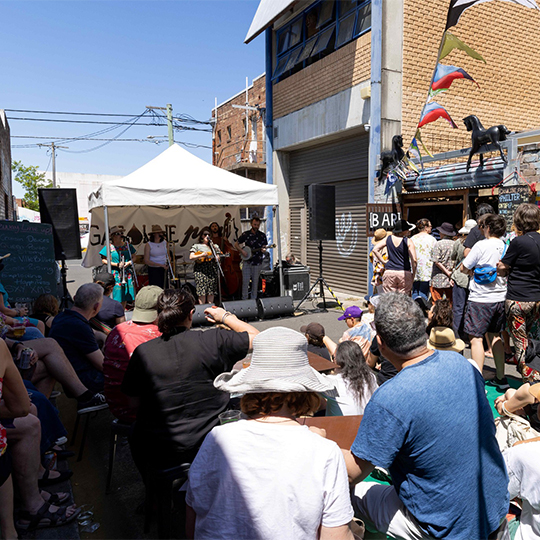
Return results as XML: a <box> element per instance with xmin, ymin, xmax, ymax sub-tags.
<box><xmin>245</xmin><ymin>0</ymin><xmax>298</xmax><ymax>43</ymax></box>
<box><xmin>88</xmin><ymin>144</ymin><xmax>278</xmax><ymax>210</ymax></box>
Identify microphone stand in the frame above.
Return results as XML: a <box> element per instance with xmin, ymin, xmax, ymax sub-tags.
<box><xmin>208</xmin><ymin>241</ymin><xmax>224</xmax><ymax>305</ymax></box>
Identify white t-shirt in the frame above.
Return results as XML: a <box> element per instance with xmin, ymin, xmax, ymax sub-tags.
<box><xmin>462</xmin><ymin>237</ymin><xmax>507</xmax><ymax>303</ymax></box>
<box><xmin>186</xmin><ymin>420</ymin><xmax>353</xmax><ymax>540</ymax></box>
<box><xmin>504</xmin><ymin>441</ymin><xmax>540</xmax><ymax>540</ymax></box>
<box><xmin>324</xmin><ymin>372</ymin><xmax>377</xmax><ymax>416</ymax></box>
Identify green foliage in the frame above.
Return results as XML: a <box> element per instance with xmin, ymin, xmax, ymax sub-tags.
<box><xmin>11</xmin><ymin>160</ymin><xmax>52</xmax><ymax>211</ymax></box>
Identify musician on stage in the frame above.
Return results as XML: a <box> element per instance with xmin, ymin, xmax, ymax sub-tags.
<box><xmin>236</xmin><ymin>216</ymin><xmax>267</xmax><ymax>300</ymax></box>
<box><xmin>144</xmin><ymin>224</ymin><xmax>168</xmax><ymax>287</ymax></box>
<box><xmin>99</xmin><ymin>226</ymin><xmax>136</xmax><ymax>307</ymax></box>
<box><xmin>189</xmin><ymin>230</ymin><xmax>222</xmax><ymax>305</ymax></box>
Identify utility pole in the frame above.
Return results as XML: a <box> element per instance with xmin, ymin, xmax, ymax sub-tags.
<box><xmin>147</xmin><ymin>104</ymin><xmax>174</xmax><ymax>147</ymax></box>
<box><xmin>37</xmin><ymin>142</ymin><xmax>68</xmax><ymax>187</ymax></box>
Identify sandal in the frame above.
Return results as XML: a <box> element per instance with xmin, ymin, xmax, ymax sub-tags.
<box><xmin>16</xmin><ymin>502</ymin><xmax>80</xmax><ymax>532</ymax></box>
<box><xmin>38</xmin><ymin>469</ymin><xmax>73</xmax><ymax>487</ymax></box>
<box><xmin>41</xmin><ymin>490</ymin><xmax>70</xmax><ymax>505</ymax></box>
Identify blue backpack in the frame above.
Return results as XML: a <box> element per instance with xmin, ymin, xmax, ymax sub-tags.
<box><xmin>473</xmin><ymin>242</ymin><xmax>507</xmax><ymax>285</ymax></box>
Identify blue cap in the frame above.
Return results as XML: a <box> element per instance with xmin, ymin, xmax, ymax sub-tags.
<box><xmin>338</xmin><ymin>306</ymin><xmax>363</xmax><ymax>320</ymax></box>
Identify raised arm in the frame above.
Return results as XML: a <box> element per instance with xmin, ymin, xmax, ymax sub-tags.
<box><xmin>205</xmin><ymin>306</ymin><xmax>259</xmax><ymax>348</ymax></box>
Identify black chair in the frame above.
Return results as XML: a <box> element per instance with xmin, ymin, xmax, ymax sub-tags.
<box><xmin>106</xmin><ymin>418</ymin><xmax>133</xmax><ymax>494</ymax></box>
<box><xmin>144</xmin><ymin>463</ymin><xmax>191</xmax><ymax>539</ymax></box>
<box><xmin>70</xmin><ymin>405</ymin><xmax>109</xmax><ymax>462</ymax></box>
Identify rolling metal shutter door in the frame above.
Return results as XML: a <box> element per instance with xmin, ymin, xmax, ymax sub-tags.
<box><xmin>289</xmin><ymin>135</ymin><xmax>369</xmax><ymax>296</ymax></box>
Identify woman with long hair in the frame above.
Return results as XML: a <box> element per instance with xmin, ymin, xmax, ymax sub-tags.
<box><xmin>190</xmin><ymin>230</ymin><xmax>222</xmax><ymax>304</ymax></box>
<box><xmin>121</xmin><ymin>289</ymin><xmax>258</xmax><ymax>483</ymax></box>
<box><xmin>426</xmin><ymin>298</ymin><xmax>453</xmax><ymax>335</ymax></box>
<box><xmin>324</xmin><ymin>340</ymin><xmax>377</xmax><ymax>416</ymax></box>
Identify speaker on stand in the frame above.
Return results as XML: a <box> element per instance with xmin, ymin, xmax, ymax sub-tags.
<box><xmin>38</xmin><ymin>188</ymin><xmax>81</xmax><ymax>310</ymax></box>
<box><xmin>296</xmin><ymin>184</ymin><xmax>344</xmax><ymax>313</ymax></box>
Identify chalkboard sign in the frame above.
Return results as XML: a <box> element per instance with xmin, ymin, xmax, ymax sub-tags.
<box><xmin>0</xmin><ymin>221</ymin><xmax>57</xmax><ymax>306</ymax></box>
<box><xmin>366</xmin><ymin>204</ymin><xmax>402</xmax><ymax>236</ymax></box>
<box><xmin>498</xmin><ymin>185</ymin><xmax>535</xmax><ymax>232</ymax></box>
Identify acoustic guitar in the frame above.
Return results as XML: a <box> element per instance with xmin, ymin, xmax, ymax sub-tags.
<box><xmin>240</xmin><ymin>244</ymin><xmax>276</xmax><ymax>262</ymax></box>
<box><xmin>193</xmin><ymin>251</ymin><xmax>231</xmax><ymax>264</ymax></box>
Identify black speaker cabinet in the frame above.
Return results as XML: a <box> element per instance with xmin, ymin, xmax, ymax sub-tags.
<box><xmin>258</xmin><ymin>296</ymin><xmax>295</xmax><ymax>319</ymax></box>
<box><xmin>308</xmin><ymin>184</ymin><xmax>335</xmax><ymax>241</ymax></box>
<box><xmin>38</xmin><ymin>188</ymin><xmax>81</xmax><ymax>260</ymax></box>
<box><xmin>191</xmin><ymin>303</ymin><xmax>214</xmax><ymax>327</ymax></box>
<box><xmin>222</xmin><ymin>299</ymin><xmax>259</xmax><ymax>321</ymax></box>
<box><xmin>283</xmin><ymin>266</ymin><xmax>311</xmax><ymax>301</ymax></box>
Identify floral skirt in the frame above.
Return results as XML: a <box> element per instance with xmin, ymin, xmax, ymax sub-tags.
<box><xmin>194</xmin><ymin>261</ymin><xmax>218</xmax><ymax>296</ymax></box>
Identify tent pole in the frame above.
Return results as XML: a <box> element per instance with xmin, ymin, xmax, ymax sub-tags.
<box><xmin>274</xmin><ymin>205</ymin><xmax>284</xmax><ymax>296</ymax></box>
<box><xmin>104</xmin><ymin>206</ymin><xmax>112</xmax><ymax>273</ymax></box>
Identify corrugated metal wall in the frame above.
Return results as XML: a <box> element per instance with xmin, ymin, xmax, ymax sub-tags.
<box><xmin>288</xmin><ymin>135</ymin><xmax>369</xmax><ymax>296</ymax></box>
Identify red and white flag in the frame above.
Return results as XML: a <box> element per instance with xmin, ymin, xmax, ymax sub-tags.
<box><xmin>446</xmin><ymin>0</ymin><xmax>539</xmax><ymax>30</ymax></box>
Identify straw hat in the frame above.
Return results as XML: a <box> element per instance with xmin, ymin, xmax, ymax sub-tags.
<box><xmin>458</xmin><ymin>219</ymin><xmax>477</xmax><ymax>235</ymax></box>
<box><xmin>426</xmin><ymin>326</ymin><xmax>465</xmax><ymax>353</ymax></box>
<box><xmin>109</xmin><ymin>225</ymin><xmax>125</xmax><ymax>236</ymax></box>
<box><xmin>151</xmin><ymin>224</ymin><xmax>164</xmax><ymax>234</ymax></box>
<box><xmin>373</xmin><ymin>228</ymin><xmax>388</xmax><ymax>242</ymax></box>
<box><xmin>214</xmin><ymin>327</ymin><xmax>337</xmax><ymax>395</ymax></box>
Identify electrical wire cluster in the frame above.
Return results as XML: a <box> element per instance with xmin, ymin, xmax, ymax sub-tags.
<box><xmin>7</xmin><ymin>108</ymin><xmax>213</xmax><ymax>152</ymax></box>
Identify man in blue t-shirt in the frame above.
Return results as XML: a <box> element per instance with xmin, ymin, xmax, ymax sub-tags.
<box><xmin>342</xmin><ymin>293</ymin><xmax>509</xmax><ymax>540</ymax></box>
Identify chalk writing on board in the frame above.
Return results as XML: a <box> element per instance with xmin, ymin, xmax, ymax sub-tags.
<box><xmin>0</xmin><ymin>221</ymin><xmax>57</xmax><ymax>305</ymax></box>
<box><xmin>498</xmin><ymin>185</ymin><xmax>534</xmax><ymax>233</ymax></box>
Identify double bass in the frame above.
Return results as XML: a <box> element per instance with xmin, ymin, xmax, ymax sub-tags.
<box><xmin>218</xmin><ymin>215</ymin><xmax>242</xmax><ymax>299</ymax></box>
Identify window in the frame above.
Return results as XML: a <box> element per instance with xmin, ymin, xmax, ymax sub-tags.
<box><xmin>217</xmin><ymin>130</ymin><xmax>222</xmax><ymax>146</ymax></box>
<box><xmin>273</xmin><ymin>0</ymin><xmax>371</xmax><ymax>82</ymax></box>
<box><xmin>227</xmin><ymin>125</ymin><xmax>232</xmax><ymax>141</ymax></box>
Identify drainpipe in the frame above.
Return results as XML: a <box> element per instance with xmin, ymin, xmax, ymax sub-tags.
<box><xmin>265</xmin><ymin>27</ymin><xmax>274</xmax><ymax>268</ymax></box>
<box><xmin>368</xmin><ymin>0</ymin><xmax>383</xmax><ymax>296</ymax></box>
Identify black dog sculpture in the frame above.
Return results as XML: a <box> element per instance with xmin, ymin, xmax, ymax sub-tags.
<box><xmin>463</xmin><ymin>115</ymin><xmax>511</xmax><ymax>171</ymax></box>
<box><xmin>380</xmin><ymin>135</ymin><xmax>406</xmax><ymax>176</ymax></box>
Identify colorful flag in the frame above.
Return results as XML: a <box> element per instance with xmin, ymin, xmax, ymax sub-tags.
<box><xmin>415</xmin><ymin>129</ymin><xmax>434</xmax><ymax>158</ymax></box>
<box><xmin>430</xmin><ymin>63</ymin><xmax>479</xmax><ymax>95</ymax></box>
<box><xmin>418</xmin><ymin>102</ymin><xmax>458</xmax><ymax>129</ymax></box>
<box><xmin>439</xmin><ymin>32</ymin><xmax>486</xmax><ymax>63</ymax></box>
<box><xmin>446</xmin><ymin>0</ymin><xmax>539</xmax><ymax>31</ymax></box>
<box><xmin>409</xmin><ymin>137</ymin><xmax>423</xmax><ymax>170</ymax></box>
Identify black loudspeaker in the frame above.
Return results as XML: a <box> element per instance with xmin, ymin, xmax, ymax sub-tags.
<box><xmin>38</xmin><ymin>188</ymin><xmax>81</xmax><ymax>260</ymax></box>
<box><xmin>258</xmin><ymin>296</ymin><xmax>295</xmax><ymax>319</ymax></box>
<box><xmin>308</xmin><ymin>184</ymin><xmax>335</xmax><ymax>241</ymax></box>
<box><xmin>283</xmin><ymin>266</ymin><xmax>311</xmax><ymax>301</ymax></box>
<box><xmin>222</xmin><ymin>300</ymin><xmax>259</xmax><ymax>321</ymax></box>
<box><xmin>191</xmin><ymin>303</ymin><xmax>213</xmax><ymax>327</ymax></box>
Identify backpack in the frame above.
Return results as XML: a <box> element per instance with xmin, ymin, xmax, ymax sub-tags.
<box><xmin>472</xmin><ymin>242</ymin><xmax>507</xmax><ymax>285</ymax></box>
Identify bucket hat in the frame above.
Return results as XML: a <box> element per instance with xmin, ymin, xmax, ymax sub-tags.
<box><xmin>338</xmin><ymin>306</ymin><xmax>363</xmax><ymax>321</ymax></box>
<box><xmin>132</xmin><ymin>285</ymin><xmax>163</xmax><ymax>323</ymax></box>
<box><xmin>392</xmin><ymin>219</ymin><xmax>415</xmax><ymax>234</ymax></box>
<box><xmin>214</xmin><ymin>327</ymin><xmax>337</xmax><ymax>395</ymax></box>
<box><xmin>458</xmin><ymin>219</ymin><xmax>477</xmax><ymax>235</ymax></box>
<box><xmin>426</xmin><ymin>326</ymin><xmax>465</xmax><ymax>353</ymax></box>
<box><xmin>436</xmin><ymin>222</ymin><xmax>457</xmax><ymax>237</ymax></box>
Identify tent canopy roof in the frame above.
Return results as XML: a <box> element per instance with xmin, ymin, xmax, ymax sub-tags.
<box><xmin>88</xmin><ymin>144</ymin><xmax>278</xmax><ymax>210</ymax></box>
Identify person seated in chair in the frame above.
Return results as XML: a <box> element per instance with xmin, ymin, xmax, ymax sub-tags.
<box><xmin>93</xmin><ymin>271</ymin><xmax>125</xmax><ymax>330</ymax></box>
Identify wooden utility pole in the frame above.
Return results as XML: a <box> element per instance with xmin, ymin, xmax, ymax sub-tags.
<box><xmin>37</xmin><ymin>142</ymin><xmax>68</xmax><ymax>187</ymax></box>
<box><xmin>147</xmin><ymin>104</ymin><xmax>174</xmax><ymax>146</ymax></box>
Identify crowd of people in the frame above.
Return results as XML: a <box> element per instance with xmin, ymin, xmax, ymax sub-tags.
<box><xmin>0</xmin><ymin>202</ymin><xmax>539</xmax><ymax>539</ymax></box>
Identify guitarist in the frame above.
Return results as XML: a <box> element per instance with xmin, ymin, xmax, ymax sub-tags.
<box><xmin>189</xmin><ymin>229</ymin><xmax>222</xmax><ymax>305</ymax></box>
<box><xmin>236</xmin><ymin>216</ymin><xmax>268</xmax><ymax>300</ymax></box>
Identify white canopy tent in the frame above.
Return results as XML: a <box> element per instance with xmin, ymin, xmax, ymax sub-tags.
<box><xmin>87</xmin><ymin>144</ymin><xmax>283</xmax><ymax>294</ymax></box>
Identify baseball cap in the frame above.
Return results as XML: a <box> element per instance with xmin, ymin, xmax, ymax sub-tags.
<box><xmin>132</xmin><ymin>286</ymin><xmax>163</xmax><ymax>323</ymax></box>
<box><xmin>300</xmin><ymin>322</ymin><xmax>325</xmax><ymax>340</ymax></box>
<box><xmin>94</xmin><ymin>271</ymin><xmax>116</xmax><ymax>288</ymax></box>
<box><xmin>338</xmin><ymin>306</ymin><xmax>363</xmax><ymax>321</ymax></box>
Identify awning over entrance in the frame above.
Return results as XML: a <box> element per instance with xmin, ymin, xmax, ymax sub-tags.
<box><xmin>245</xmin><ymin>0</ymin><xmax>299</xmax><ymax>43</ymax></box>
<box><xmin>404</xmin><ymin>157</ymin><xmax>505</xmax><ymax>193</ymax></box>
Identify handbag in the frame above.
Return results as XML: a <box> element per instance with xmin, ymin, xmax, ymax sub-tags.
<box><xmin>473</xmin><ymin>242</ymin><xmax>507</xmax><ymax>285</ymax></box>
<box><xmin>494</xmin><ymin>406</ymin><xmax>540</xmax><ymax>451</ymax></box>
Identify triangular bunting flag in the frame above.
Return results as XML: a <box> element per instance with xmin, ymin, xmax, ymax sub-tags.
<box><xmin>439</xmin><ymin>32</ymin><xmax>486</xmax><ymax>63</ymax></box>
<box><xmin>415</xmin><ymin>129</ymin><xmax>434</xmax><ymax>158</ymax></box>
<box><xmin>430</xmin><ymin>63</ymin><xmax>479</xmax><ymax>96</ymax></box>
<box><xmin>418</xmin><ymin>102</ymin><xmax>458</xmax><ymax>129</ymax></box>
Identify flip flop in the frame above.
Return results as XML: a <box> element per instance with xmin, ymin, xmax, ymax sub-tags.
<box><xmin>16</xmin><ymin>502</ymin><xmax>80</xmax><ymax>532</ymax></box>
<box><xmin>41</xmin><ymin>490</ymin><xmax>70</xmax><ymax>505</ymax></box>
<box><xmin>38</xmin><ymin>469</ymin><xmax>73</xmax><ymax>487</ymax></box>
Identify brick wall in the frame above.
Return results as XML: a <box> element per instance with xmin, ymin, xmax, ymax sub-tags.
<box><xmin>213</xmin><ymin>76</ymin><xmax>266</xmax><ymax>171</ymax></box>
<box><xmin>402</xmin><ymin>1</ymin><xmax>540</xmax><ymax>154</ymax></box>
<box><xmin>273</xmin><ymin>31</ymin><xmax>371</xmax><ymax>120</ymax></box>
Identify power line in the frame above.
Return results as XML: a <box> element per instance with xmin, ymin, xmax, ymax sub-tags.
<box><xmin>5</xmin><ymin>109</ymin><xmax>148</xmax><ymax>117</ymax></box>
<box><xmin>8</xmin><ymin>117</ymin><xmax>168</xmax><ymax>126</ymax></box>
<box><xmin>12</xmin><ymin>139</ymin><xmax>211</xmax><ymax>149</ymax></box>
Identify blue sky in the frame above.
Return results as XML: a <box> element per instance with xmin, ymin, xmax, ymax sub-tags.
<box><xmin>5</xmin><ymin>0</ymin><xmax>264</xmax><ymax>197</ymax></box>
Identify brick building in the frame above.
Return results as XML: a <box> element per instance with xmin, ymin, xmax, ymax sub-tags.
<box><xmin>0</xmin><ymin>111</ymin><xmax>14</xmax><ymax>220</ymax></box>
<box><xmin>245</xmin><ymin>0</ymin><xmax>540</xmax><ymax>296</ymax></box>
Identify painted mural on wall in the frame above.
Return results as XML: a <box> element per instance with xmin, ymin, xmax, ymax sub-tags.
<box><xmin>335</xmin><ymin>212</ymin><xmax>358</xmax><ymax>257</ymax></box>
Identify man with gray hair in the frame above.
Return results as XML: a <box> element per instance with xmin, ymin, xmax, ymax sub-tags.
<box><xmin>342</xmin><ymin>293</ymin><xmax>509</xmax><ymax>540</ymax></box>
<box><xmin>50</xmin><ymin>283</ymin><xmax>105</xmax><ymax>393</ymax></box>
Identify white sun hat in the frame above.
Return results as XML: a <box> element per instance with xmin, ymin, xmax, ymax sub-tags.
<box><xmin>458</xmin><ymin>219</ymin><xmax>477</xmax><ymax>235</ymax></box>
<box><xmin>214</xmin><ymin>327</ymin><xmax>337</xmax><ymax>395</ymax></box>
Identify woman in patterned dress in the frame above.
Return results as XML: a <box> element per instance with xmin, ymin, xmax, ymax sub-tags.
<box><xmin>190</xmin><ymin>230</ymin><xmax>222</xmax><ymax>305</ymax></box>
<box><xmin>99</xmin><ymin>226</ymin><xmax>137</xmax><ymax>307</ymax></box>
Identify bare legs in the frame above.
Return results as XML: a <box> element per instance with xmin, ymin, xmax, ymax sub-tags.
<box><xmin>470</xmin><ymin>333</ymin><xmax>505</xmax><ymax>379</ymax></box>
<box><xmin>198</xmin><ymin>294</ymin><xmax>214</xmax><ymax>305</ymax></box>
<box><xmin>0</xmin><ymin>476</ymin><xmax>17</xmax><ymax>540</ymax></box>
